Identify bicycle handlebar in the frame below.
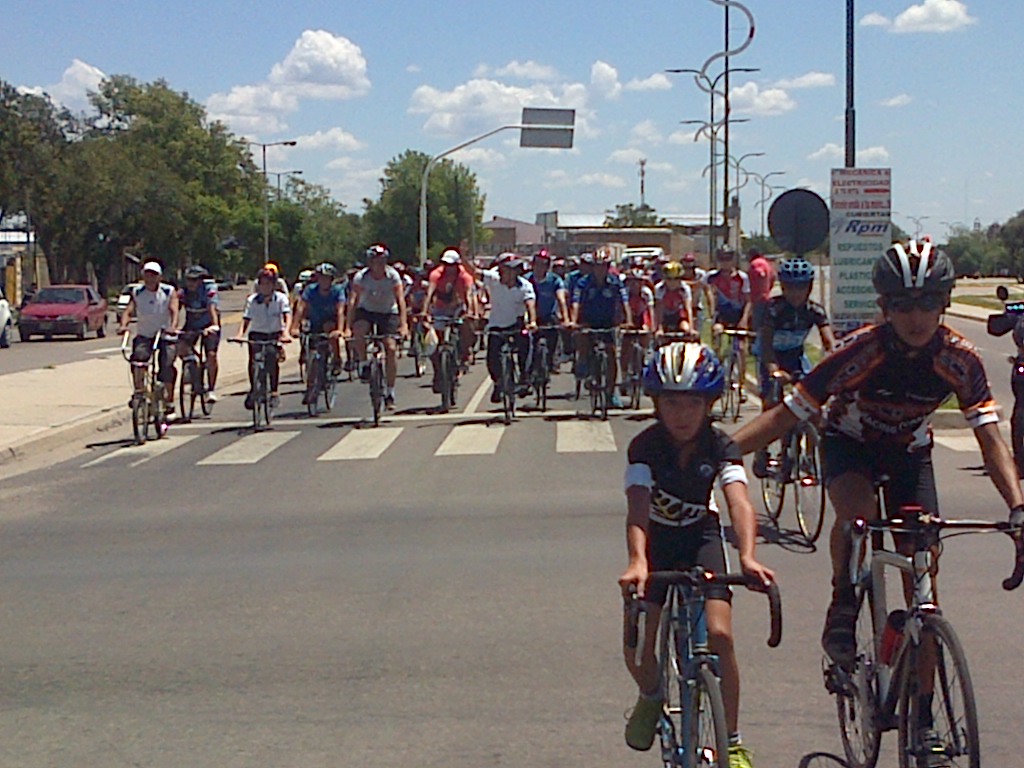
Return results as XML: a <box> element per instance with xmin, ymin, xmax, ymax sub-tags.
<box><xmin>627</xmin><ymin>569</ymin><xmax>782</xmax><ymax>648</ymax></box>
<box><xmin>229</xmin><ymin>338</ymin><xmax>288</xmax><ymax>346</ymax></box>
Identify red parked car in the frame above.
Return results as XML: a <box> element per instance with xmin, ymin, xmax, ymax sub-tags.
<box><xmin>18</xmin><ymin>285</ymin><xmax>109</xmax><ymax>341</ymax></box>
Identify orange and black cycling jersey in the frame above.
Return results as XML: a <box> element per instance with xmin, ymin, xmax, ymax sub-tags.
<box><xmin>784</xmin><ymin>323</ymin><xmax>998</xmax><ymax>449</ymax></box>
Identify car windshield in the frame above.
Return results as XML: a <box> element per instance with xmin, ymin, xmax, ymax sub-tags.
<box><xmin>33</xmin><ymin>287</ymin><xmax>85</xmax><ymax>304</ymax></box>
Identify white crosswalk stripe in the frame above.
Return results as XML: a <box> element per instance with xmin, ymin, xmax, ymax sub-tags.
<box><xmin>197</xmin><ymin>431</ymin><xmax>299</xmax><ymax>465</ymax></box>
<box><xmin>316</xmin><ymin>427</ymin><xmax>402</xmax><ymax>461</ymax></box>
<box><xmin>434</xmin><ymin>424</ymin><xmax>505</xmax><ymax>456</ymax></box>
<box><xmin>81</xmin><ymin>435</ymin><xmax>199</xmax><ymax>468</ymax></box>
<box><xmin>556</xmin><ymin>421</ymin><xmax>617</xmax><ymax>453</ymax></box>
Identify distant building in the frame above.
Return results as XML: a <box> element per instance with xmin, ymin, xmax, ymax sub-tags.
<box><xmin>481</xmin><ymin>216</ymin><xmax>545</xmax><ymax>252</ymax></box>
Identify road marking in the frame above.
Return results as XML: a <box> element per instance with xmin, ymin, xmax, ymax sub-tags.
<box><xmin>464</xmin><ymin>376</ymin><xmax>491</xmax><ymax>414</ymax></box>
<box><xmin>197</xmin><ymin>431</ymin><xmax>298</xmax><ymax>465</ymax></box>
<box><xmin>434</xmin><ymin>424</ymin><xmax>505</xmax><ymax>456</ymax></box>
<box><xmin>933</xmin><ymin>434</ymin><xmax>980</xmax><ymax>453</ymax></box>
<box><xmin>81</xmin><ymin>435</ymin><xmax>198</xmax><ymax>468</ymax></box>
<box><xmin>317</xmin><ymin>427</ymin><xmax>402</xmax><ymax>461</ymax></box>
<box><xmin>556</xmin><ymin>420</ymin><xmax>617</xmax><ymax>453</ymax></box>
<box><xmin>85</xmin><ymin>346</ymin><xmax>124</xmax><ymax>355</ymax></box>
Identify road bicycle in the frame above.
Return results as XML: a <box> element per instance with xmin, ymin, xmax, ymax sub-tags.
<box><xmin>231</xmin><ymin>338</ymin><xmax>281</xmax><ymax>431</ymax></box>
<box><xmin>624</xmin><ymin>568</ymin><xmax>782</xmax><ymax>768</ymax></box>
<box><xmin>826</xmin><ymin>487</ymin><xmax>1024</xmax><ymax>768</ymax></box>
<box><xmin>433</xmin><ymin>316</ymin><xmax>463</xmax><ymax>413</ymax></box>
<box><xmin>121</xmin><ymin>330</ymin><xmax>170</xmax><ymax>446</ymax></box>
<box><xmin>407</xmin><ymin>318</ymin><xmax>427</xmax><ymax>378</ymax></box>
<box><xmin>488</xmin><ymin>327</ymin><xmax>527</xmax><ymax>425</ymax></box>
<box><xmin>715</xmin><ymin>328</ymin><xmax>755</xmax><ymax>423</ymax></box>
<box><xmin>576</xmin><ymin>327</ymin><xmax>616</xmax><ymax>421</ymax></box>
<box><xmin>303</xmin><ymin>332</ymin><xmax>338</xmax><ymax>416</ymax></box>
<box><xmin>759</xmin><ymin>372</ymin><xmax>827</xmax><ymax>544</ymax></box>
<box><xmin>363</xmin><ymin>333</ymin><xmax>399</xmax><ymax>427</ymax></box>
<box><xmin>177</xmin><ymin>330</ymin><xmax>213</xmax><ymax>421</ymax></box>
<box><xmin>621</xmin><ymin>328</ymin><xmax>650</xmax><ymax>411</ymax></box>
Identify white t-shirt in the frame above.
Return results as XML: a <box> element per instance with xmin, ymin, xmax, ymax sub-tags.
<box><xmin>481</xmin><ymin>269</ymin><xmax>536</xmax><ymax>329</ymax></box>
<box><xmin>243</xmin><ymin>290</ymin><xmax>291</xmax><ymax>334</ymax></box>
<box><xmin>353</xmin><ymin>265</ymin><xmax>402</xmax><ymax>314</ymax></box>
<box><xmin>133</xmin><ymin>283</ymin><xmax>174</xmax><ymax>338</ymax></box>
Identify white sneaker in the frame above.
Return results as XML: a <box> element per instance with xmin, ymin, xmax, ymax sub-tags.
<box><xmin>207</xmin><ymin>390</ymin><xmax>219</xmax><ymax>403</ymax></box>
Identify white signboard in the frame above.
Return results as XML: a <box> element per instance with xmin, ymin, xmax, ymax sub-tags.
<box><xmin>829</xmin><ymin>168</ymin><xmax>891</xmax><ymax>335</ymax></box>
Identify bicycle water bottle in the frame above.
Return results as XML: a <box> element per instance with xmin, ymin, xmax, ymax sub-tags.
<box><xmin>878</xmin><ymin>609</ymin><xmax>907</xmax><ymax>665</ymax></box>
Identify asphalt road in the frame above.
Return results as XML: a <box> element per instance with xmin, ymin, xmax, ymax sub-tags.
<box><xmin>1</xmin><ymin>319</ymin><xmax>1023</xmax><ymax>767</ymax></box>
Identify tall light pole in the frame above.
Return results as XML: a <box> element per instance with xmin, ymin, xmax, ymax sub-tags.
<box><xmin>268</xmin><ymin>170</ymin><xmax>303</xmax><ymax>198</ymax></box>
<box><xmin>748</xmin><ymin>170</ymin><xmax>786</xmax><ymax>237</ymax></box>
<box><xmin>682</xmin><ymin>115</ymin><xmax>749</xmax><ymax>257</ymax></box>
<box><xmin>846</xmin><ymin>0</ymin><xmax>856</xmax><ymax>168</ymax></box>
<box><xmin>732</xmin><ymin>151</ymin><xmax>764</xmax><ymax>247</ymax></box>
<box><xmin>247</xmin><ymin>139</ymin><xmax>297</xmax><ymax>263</ymax></box>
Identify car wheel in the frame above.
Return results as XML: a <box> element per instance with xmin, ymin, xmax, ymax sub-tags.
<box><xmin>19</xmin><ymin>328</ymin><xmax>31</xmax><ymax>342</ymax></box>
<box><xmin>77</xmin><ymin>320</ymin><xmax>88</xmax><ymax>340</ymax></box>
<box><xmin>0</xmin><ymin>321</ymin><xmax>10</xmax><ymax>348</ymax></box>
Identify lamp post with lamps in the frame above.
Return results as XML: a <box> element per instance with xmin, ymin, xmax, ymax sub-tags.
<box><xmin>247</xmin><ymin>139</ymin><xmax>298</xmax><ymax>263</ymax></box>
<box><xmin>748</xmin><ymin>170</ymin><xmax>786</xmax><ymax>237</ymax></box>
<box><xmin>268</xmin><ymin>170</ymin><xmax>303</xmax><ymax>199</ymax></box>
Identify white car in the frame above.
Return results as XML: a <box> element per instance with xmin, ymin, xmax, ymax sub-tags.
<box><xmin>0</xmin><ymin>287</ymin><xmax>11</xmax><ymax>348</ymax></box>
<box><xmin>116</xmin><ymin>283</ymin><xmax>141</xmax><ymax>316</ymax></box>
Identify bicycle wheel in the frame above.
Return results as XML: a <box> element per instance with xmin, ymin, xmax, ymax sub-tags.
<box><xmin>687</xmin><ymin>663</ymin><xmax>730</xmax><ymax>768</ymax></box>
<box><xmin>261</xmin><ymin>365</ymin><xmax>273</xmax><ymax>427</ymax></box>
<box><xmin>501</xmin><ymin>349</ymin><xmax>515</xmax><ymax>425</ymax></box>
<box><xmin>726</xmin><ymin>355</ymin><xmax>741</xmax><ymax>422</ymax></box>
<box><xmin>794</xmin><ymin>424</ymin><xmax>827</xmax><ymax>543</ymax></box>
<box><xmin>198</xmin><ymin>358</ymin><xmax>212</xmax><ymax>416</ymax></box>
<box><xmin>593</xmin><ymin>351</ymin><xmax>608</xmax><ymax>421</ymax></box>
<box><xmin>323</xmin><ymin>369</ymin><xmax>337</xmax><ymax>412</ymax></box>
<box><xmin>837</xmin><ymin>584</ymin><xmax>882</xmax><ymax>768</ymax></box>
<box><xmin>131</xmin><ymin>394</ymin><xmax>148</xmax><ymax>445</ymax></box>
<box><xmin>179</xmin><ymin>360</ymin><xmax>194</xmax><ymax>420</ymax></box>
<box><xmin>306</xmin><ymin>354</ymin><xmax>322</xmax><ymax>417</ymax></box>
<box><xmin>760</xmin><ymin>439</ymin><xmax>787</xmax><ymax>522</ymax></box>
<box><xmin>411</xmin><ymin>330</ymin><xmax>425</xmax><ymax>377</ymax></box>
<box><xmin>534</xmin><ymin>341</ymin><xmax>549</xmax><ymax>412</ymax></box>
<box><xmin>718</xmin><ymin>356</ymin><xmax>735</xmax><ymax>420</ymax></box>
<box><xmin>896</xmin><ymin>614</ymin><xmax>979</xmax><ymax>768</ymax></box>
<box><xmin>149</xmin><ymin>389</ymin><xmax>166</xmax><ymax>441</ymax></box>
<box><xmin>370</xmin><ymin>360</ymin><xmax>384</xmax><ymax>426</ymax></box>
<box><xmin>629</xmin><ymin>343</ymin><xmax>644</xmax><ymax>410</ymax></box>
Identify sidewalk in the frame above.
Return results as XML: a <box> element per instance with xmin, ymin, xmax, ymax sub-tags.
<box><xmin>0</xmin><ymin>335</ymin><xmax>252</xmax><ymax>467</ymax></box>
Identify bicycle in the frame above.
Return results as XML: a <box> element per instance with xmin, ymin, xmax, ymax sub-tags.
<box><xmin>576</xmin><ymin>327</ymin><xmax>616</xmax><ymax>421</ymax></box>
<box><xmin>178</xmin><ymin>331</ymin><xmax>213</xmax><ymax>421</ymax></box>
<box><xmin>231</xmin><ymin>338</ymin><xmax>281</xmax><ymax>431</ymax></box>
<box><xmin>715</xmin><ymin>328</ymin><xmax>754</xmax><ymax>423</ymax></box>
<box><xmin>121</xmin><ymin>330</ymin><xmax>169</xmax><ymax>446</ymax></box>
<box><xmin>825</xmin><ymin>490</ymin><xmax>1024</xmax><ymax>768</ymax></box>
<box><xmin>621</xmin><ymin>328</ymin><xmax>650</xmax><ymax>411</ymax></box>
<box><xmin>433</xmin><ymin>316</ymin><xmax>464</xmax><ymax>413</ymax></box>
<box><xmin>488</xmin><ymin>327</ymin><xmax>526</xmax><ymax>425</ymax></box>
<box><xmin>624</xmin><ymin>568</ymin><xmax>782</xmax><ymax>768</ymax></box>
<box><xmin>303</xmin><ymin>332</ymin><xmax>338</xmax><ymax>416</ymax></box>
<box><xmin>530</xmin><ymin>324</ymin><xmax>560</xmax><ymax>412</ymax></box>
<box><xmin>759</xmin><ymin>372</ymin><xmax>826</xmax><ymax>544</ymax></box>
<box><xmin>363</xmin><ymin>333</ymin><xmax>399</xmax><ymax>426</ymax></box>
<box><xmin>407</xmin><ymin>318</ymin><xmax>427</xmax><ymax>378</ymax></box>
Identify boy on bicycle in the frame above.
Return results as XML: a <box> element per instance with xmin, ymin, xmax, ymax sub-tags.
<box><xmin>235</xmin><ymin>267</ymin><xmax>292</xmax><ymax>409</ymax></box>
<box><xmin>619</xmin><ymin>342</ymin><xmax>774</xmax><ymax>768</ymax></box>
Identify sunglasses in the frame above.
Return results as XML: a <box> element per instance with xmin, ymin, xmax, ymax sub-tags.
<box><xmin>886</xmin><ymin>293</ymin><xmax>947</xmax><ymax>313</ymax></box>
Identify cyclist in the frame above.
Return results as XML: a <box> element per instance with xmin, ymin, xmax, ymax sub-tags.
<box><xmin>291</xmin><ymin>262</ymin><xmax>346</xmax><ymax>396</ymax></box>
<box><xmin>262</xmin><ymin>261</ymin><xmax>290</xmax><ymax>296</ymax></box>
<box><xmin>653</xmin><ymin>260</ymin><xmax>694</xmax><ymax>338</ymax></box>
<box><xmin>619</xmin><ymin>341</ymin><xmax>774</xmax><ymax>768</ymax></box>
<box><xmin>733</xmin><ymin>240</ymin><xmax>1024</xmax><ymax>677</ymax></box>
<box><xmin>473</xmin><ymin>253</ymin><xmax>537</xmax><ymax>403</ymax></box>
<box><xmin>571</xmin><ymin>247</ymin><xmax>631</xmax><ymax>408</ymax></box>
<box><xmin>423</xmin><ymin>248</ymin><xmax>477</xmax><ymax>393</ymax></box>
<box><xmin>745</xmin><ymin>248</ymin><xmax>776</xmax><ymax>342</ymax></box>
<box><xmin>234</xmin><ymin>267</ymin><xmax>293</xmax><ymax>409</ymax></box>
<box><xmin>176</xmin><ymin>265</ymin><xmax>222</xmax><ymax>403</ymax></box>
<box><xmin>291</xmin><ymin>269</ymin><xmax>313</xmax><ymax>312</ymax></box>
<box><xmin>346</xmin><ymin>244</ymin><xmax>409</xmax><ymax>410</ymax></box>
<box><xmin>706</xmin><ymin>248</ymin><xmax>752</xmax><ymax>402</ymax></box>
<box><xmin>527</xmin><ymin>248</ymin><xmax>568</xmax><ymax>375</ymax></box>
<box><xmin>620</xmin><ymin>269</ymin><xmax>654</xmax><ymax>395</ymax></box>
<box><xmin>117</xmin><ymin>260</ymin><xmax>180</xmax><ymax>415</ymax></box>
<box><xmin>681</xmin><ymin>253</ymin><xmax>711</xmax><ymax>334</ymax></box>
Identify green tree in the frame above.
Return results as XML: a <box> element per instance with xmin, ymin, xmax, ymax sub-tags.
<box><xmin>604</xmin><ymin>203</ymin><xmax>663</xmax><ymax>227</ymax></box>
<box><xmin>292</xmin><ymin>179</ymin><xmax>363</xmax><ymax>273</ymax></box>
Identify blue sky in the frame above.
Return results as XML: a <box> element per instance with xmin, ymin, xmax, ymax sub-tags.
<box><xmin>4</xmin><ymin>0</ymin><xmax>1019</xmax><ymax>241</ymax></box>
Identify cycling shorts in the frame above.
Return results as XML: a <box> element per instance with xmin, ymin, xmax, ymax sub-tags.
<box><xmin>645</xmin><ymin>515</ymin><xmax>732</xmax><ymax>605</ymax></box>
<box><xmin>714</xmin><ymin>305</ymin><xmax>744</xmax><ymax>327</ymax></box>
<box><xmin>131</xmin><ymin>335</ymin><xmax>176</xmax><ymax>384</ymax></box>
<box><xmin>353</xmin><ymin>308</ymin><xmax>399</xmax><ymax>336</ymax></box>
<box><xmin>178</xmin><ymin>329</ymin><xmax>220</xmax><ymax>354</ymax></box>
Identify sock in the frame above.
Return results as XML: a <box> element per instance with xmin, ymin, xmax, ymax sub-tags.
<box><xmin>729</xmin><ymin>732</ymin><xmax>742</xmax><ymax>747</ymax></box>
<box><xmin>387</xmin><ymin>386</ymin><xmax>395</xmax><ymax>397</ymax></box>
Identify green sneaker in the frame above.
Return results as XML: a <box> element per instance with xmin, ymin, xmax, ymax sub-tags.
<box><xmin>728</xmin><ymin>743</ymin><xmax>755</xmax><ymax>768</ymax></box>
<box><xmin>624</xmin><ymin>694</ymin><xmax>663</xmax><ymax>751</ymax></box>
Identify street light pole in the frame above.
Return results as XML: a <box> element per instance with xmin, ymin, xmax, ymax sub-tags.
<box><xmin>248</xmin><ymin>139</ymin><xmax>298</xmax><ymax>264</ymax></box>
<box><xmin>268</xmin><ymin>170</ymin><xmax>303</xmax><ymax>198</ymax></box>
<box><xmin>748</xmin><ymin>170</ymin><xmax>786</xmax><ymax>237</ymax></box>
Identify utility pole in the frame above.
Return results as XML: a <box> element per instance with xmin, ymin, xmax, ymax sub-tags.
<box><xmin>638</xmin><ymin>158</ymin><xmax>647</xmax><ymax>209</ymax></box>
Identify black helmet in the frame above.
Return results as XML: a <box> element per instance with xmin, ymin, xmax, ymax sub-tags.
<box><xmin>185</xmin><ymin>265</ymin><xmax>208</xmax><ymax>279</ymax></box>
<box><xmin>872</xmin><ymin>239</ymin><xmax>955</xmax><ymax>298</ymax></box>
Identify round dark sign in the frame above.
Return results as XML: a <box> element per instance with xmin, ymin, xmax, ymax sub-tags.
<box><xmin>768</xmin><ymin>189</ymin><xmax>830</xmax><ymax>255</ymax></box>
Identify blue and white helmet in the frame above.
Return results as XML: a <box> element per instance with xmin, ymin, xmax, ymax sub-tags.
<box><xmin>643</xmin><ymin>342</ymin><xmax>724</xmax><ymax>398</ymax></box>
<box><xmin>778</xmin><ymin>257</ymin><xmax>814</xmax><ymax>285</ymax></box>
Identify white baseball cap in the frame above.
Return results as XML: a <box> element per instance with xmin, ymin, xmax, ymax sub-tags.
<box><xmin>142</xmin><ymin>261</ymin><xmax>163</xmax><ymax>275</ymax></box>
<box><xmin>440</xmin><ymin>249</ymin><xmax>461</xmax><ymax>265</ymax></box>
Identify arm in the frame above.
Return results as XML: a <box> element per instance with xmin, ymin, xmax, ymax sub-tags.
<box><xmin>208</xmin><ymin>302</ymin><xmax>221</xmax><ymax>332</ymax></box>
<box><xmin>289</xmin><ymin>300</ymin><xmax>306</xmax><ymax>335</ymax></box>
<box><xmin>234</xmin><ymin>317</ymin><xmax>250</xmax><ymax>341</ymax></box>
<box><xmin>555</xmin><ymin>288</ymin><xmax>569</xmax><ymax>324</ymax></box>
<box><xmin>732</xmin><ymin>403</ymin><xmax>801</xmax><ymax>454</ymax></box>
<box><xmin>345</xmin><ymin>284</ymin><xmax>361</xmax><ymax>332</ymax></box>
<box><xmin>819</xmin><ymin>323</ymin><xmax>837</xmax><ymax>354</ymax></box>
<box><xmin>118</xmin><ymin>297</ymin><xmax>136</xmax><ymax>334</ymax></box>
<box><xmin>975</xmin><ymin>421</ymin><xmax>1024</xmax><ymax>510</ymax></box>
<box><xmin>168</xmin><ymin>289</ymin><xmax>180</xmax><ymax>332</ymax></box>
<box><xmin>722</xmin><ymin>480</ymin><xmax>775</xmax><ymax>586</ymax></box>
<box><xmin>525</xmin><ymin>298</ymin><xmax>537</xmax><ymax>329</ymax></box>
<box><xmin>619</xmin><ymin>486</ymin><xmax>652</xmax><ymax>597</ymax></box>
<box><xmin>334</xmin><ymin>297</ymin><xmax>346</xmax><ymax>337</ymax></box>
<box><xmin>396</xmin><ymin>282</ymin><xmax>409</xmax><ymax>336</ymax></box>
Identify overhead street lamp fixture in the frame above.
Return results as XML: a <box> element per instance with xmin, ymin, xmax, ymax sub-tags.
<box><xmin>247</xmin><ymin>139</ymin><xmax>298</xmax><ymax>263</ymax></box>
<box><xmin>748</xmin><ymin>169</ymin><xmax>786</xmax><ymax>237</ymax></box>
<box><xmin>268</xmin><ymin>169</ymin><xmax>303</xmax><ymax>197</ymax></box>
<box><xmin>418</xmin><ymin>107</ymin><xmax>574</xmax><ymax>266</ymax></box>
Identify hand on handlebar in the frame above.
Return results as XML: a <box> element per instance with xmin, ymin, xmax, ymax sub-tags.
<box><xmin>328</xmin><ymin>329</ymin><xmax>342</xmax><ymax>339</ymax></box>
<box><xmin>739</xmin><ymin>556</ymin><xmax>776</xmax><ymax>591</ymax></box>
<box><xmin>618</xmin><ymin>562</ymin><xmax>649</xmax><ymax>600</ymax></box>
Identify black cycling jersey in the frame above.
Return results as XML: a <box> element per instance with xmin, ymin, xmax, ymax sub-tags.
<box><xmin>626</xmin><ymin>422</ymin><xmax>746</xmax><ymax>531</ymax></box>
<box><xmin>760</xmin><ymin>296</ymin><xmax>829</xmax><ymax>353</ymax></box>
<box><xmin>787</xmin><ymin>323</ymin><xmax>998</xmax><ymax>448</ymax></box>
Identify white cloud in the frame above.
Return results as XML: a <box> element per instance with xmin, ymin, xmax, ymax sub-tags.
<box><xmin>861</xmin><ymin>12</ymin><xmax>892</xmax><ymax>26</ymax></box>
<box><xmin>295</xmin><ymin>127</ymin><xmax>365</xmax><ymax>151</ymax></box>
<box><xmin>544</xmin><ymin>169</ymin><xmax>625</xmax><ymax>189</ymax></box>
<box><xmin>808</xmin><ymin>142</ymin><xmax>844</xmax><ymax>161</ymax></box>
<box><xmin>447</xmin><ymin>146</ymin><xmax>508</xmax><ymax>169</ymax></box>
<box><xmin>590</xmin><ymin>60</ymin><xmax>622</xmax><ymax>99</ymax></box>
<box><xmin>206</xmin><ymin>84</ymin><xmax>298</xmax><ymax>134</ymax></box>
<box><xmin>406</xmin><ymin>64</ymin><xmax>422</xmax><ymax>74</ymax></box>
<box><xmin>729</xmin><ymin>82</ymin><xmax>796</xmax><ymax>116</ymax></box>
<box><xmin>495</xmin><ymin>60</ymin><xmax>559</xmax><ymax>81</ymax></box>
<box><xmin>22</xmin><ymin>58</ymin><xmax>106</xmax><ymax>114</ymax></box>
<box><xmin>268</xmin><ymin>29</ymin><xmax>370</xmax><ymax>99</ymax></box>
<box><xmin>892</xmin><ymin>0</ymin><xmax>977</xmax><ymax>33</ymax></box>
<box><xmin>625</xmin><ymin>73</ymin><xmax>672</xmax><ymax>92</ymax></box>
<box><xmin>774</xmin><ymin>71</ymin><xmax>836</xmax><ymax>89</ymax></box>
<box><xmin>629</xmin><ymin>120</ymin><xmax>663</xmax><ymax>146</ymax></box>
<box><xmin>609</xmin><ymin>148</ymin><xmax>645</xmax><ymax>164</ymax></box>
<box><xmin>668</xmin><ymin>129</ymin><xmax>701</xmax><ymax>145</ymax></box>
<box><xmin>807</xmin><ymin>142</ymin><xmax>890</xmax><ymax>164</ymax></box>
<box><xmin>857</xmin><ymin>145</ymin><xmax>891</xmax><ymax>163</ymax></box>
<box><xmin>880</xmin><ymin>93</ymin><xmax>913</xmax><ymax>107</ymax></box>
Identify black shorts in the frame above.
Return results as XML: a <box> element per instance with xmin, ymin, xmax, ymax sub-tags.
<box><xmin>179</xmin><ymin>328</ymin><xmax>220</xmax><ymax>354</ymax></box>
<box><xmin>645</xmin><ymin>515</ymin><xmax>732</xmax><ymax>605</ymax></box>
<box><xmin>131</xmin><ymin>335</ymin><xmax>176</xmax><ymax>384</ymax></box>
<box><xmin>354</xmin><ymin>308</ymin><xmax>400</xmax><ymax>336</ymax></box>
<box><xmin>821</xmin><ymin>432</ymin><xmax>939</xmax><ymax>517</ymax></box>
<box><xmin>714</xmin><ymin>306</ymin><xmax>744</xmax><ymax>327</ymax></box>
